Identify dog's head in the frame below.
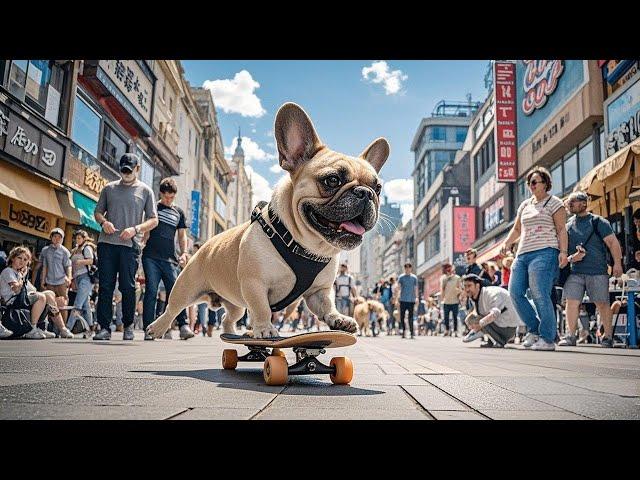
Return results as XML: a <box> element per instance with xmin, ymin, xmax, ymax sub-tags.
<box><xmin>272</xmin><ymin>103</ymin><xmax>390</xmax><ymax>251</ymax></box>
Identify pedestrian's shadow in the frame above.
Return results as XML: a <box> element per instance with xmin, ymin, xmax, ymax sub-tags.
<box><xmin>129</xmin><ymin>368</ymin><xmax>384</xmax><ymax>396</ymax></box>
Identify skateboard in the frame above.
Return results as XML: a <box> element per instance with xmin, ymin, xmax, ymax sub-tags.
<box><xmin>220</xmin><ymin>331</ymin><xmax>357</xmax><ymax>386</ymax></box>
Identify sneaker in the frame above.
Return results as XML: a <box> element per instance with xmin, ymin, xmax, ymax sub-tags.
<box><xmin>123</xmin><ymin>325</ymin><xmax>135</xmax><ymax>341</ymax></box>
<box><xmin>558</xmin><ymin>334</ymin><xmax>577</xmax><ymax>347</ymax></box>
<box><xmin>0</xmin><ymin>323</ymin><xmax>13</xmax><ymax>339</ymax></box>
<box><xmin>530</xmin><ymin>338</ymin><xmax>556</xmax><ymax>351</ymax></box>
<box><xmin>577</xmin><ymin>329</ymin><xmax>590</xmax><ymax>344</ymax></box>
<box><xmin>179</xmin><ymin>325</ymin><xmax>195</xmax><ymax>340</ymax></box>
<box><xmin>480</xmin><ymin>339</ymin><xmax>495</xmax><ymax>348</ymax></box>
<box><xmin>23</xmin><ymin>327</ymin><xmax>46</xmax><ymax>339</ymax></box>
<box><xmin>522</xmin><ymin>333</ymin><xmax>540</xmax><ymax>348</ymax></box>
<box><xmin>163</xmin><ymin>329</ymin><xmax>172</xmax><ymax>340</ymax></box>
<box><xmin>59</xmin><ymin>327</ymin><xmax>74</xmax><ymax>339</ymax></box>
<box><xmin>38</xmin><ymin>328</ymin><xmax>56</xmax><ymax>339</ymax></box>
<box><xmin>93</xmin><ymin>328</ymin><xmax>112</xmax><ymax>340</ymax></box>
<box><xmin>600</xmin><ymin>337</ymin><xmax>613</xmax><ymax>348</ymax></box>
<box><xmin>463</xmin><ymin>330</ymin><xmax>484</xmax><ymax>343</ymax></box>
<box><xmin>144</xmin><ymin>332</ymin><xmax>155</xmax><ymax>341</ymax></box>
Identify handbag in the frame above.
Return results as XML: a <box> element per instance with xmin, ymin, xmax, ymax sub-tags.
<box><xmin>1</xmin><ymin>282</ymin><xmax>33</xmax><ymax>338</ymax></box>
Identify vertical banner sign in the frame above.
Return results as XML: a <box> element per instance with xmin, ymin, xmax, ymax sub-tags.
<box><xmin>190</xmin><ymin>190</ymin><xmax>201</xmax><ymax>238</ymax></box>
<box><xmin>494</xmin><ymin>62</ymin><xmax>518</xmax><ymax>182</ymax></box>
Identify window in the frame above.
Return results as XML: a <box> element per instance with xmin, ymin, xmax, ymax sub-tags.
<box><xmin>138</xmin><ymin>149</ymin><xmax>154</xmax><ymax>188</ymax></box>
<box><xmin>578</xmin><ymin>139</ymin><xmax>594</xmax><ymax>179</ymax></box>
<box><xmin>215</xmin><ymin>193</ymin><xmax>226</xmax><ymax>218</ymax></box>
<box><xmin>563</xmin><ymin>150</ymin><xmax>578</xmax><ymax>189</ymax></box>
<box><xmin>599</xmin><ymin>127</ymin><xmax>605</xmax><ymax>163</ymax></box>
<box><xmin>417</xmin><ymin>240</ymin><xmax>425</xmax><ymax>266</ymax></box>
<box><xmin>456</xmin><ymin>127</ymin><xmax>467</xmax><ymax>143</ymax></box>
<box><xmin>474</xmin><ymin>119</ymin><xmax>484</xmax><ymax>140</ymax></box>
<box><xmin>101</xmin><ymin>124</ymin><xmax>128</xmax><ymax>171</ymax></box>
<box><xmin>432</xmin><ymin>126</ymin><xmax>446</xmax><ymax>141</ymax></box>
<box><xmin>551</xmin><ymin>162</ymin><xmax>562</xmax><ymax>196</ymax></box>
<box><xmin>215</xmin><ymin>222</ymin><xmax>224</xmax><ymax>235</ymax></box>
<box><xmin>516</xmin><ymin>178</ymin><xmax>527</xmax><ymax>206</ymax></box>
<box><xmin>71</xmin><ymin>94</ymin><xmax>101</xmax><ymax>158</ymax></box>
<box><xmin>7</xmin><ymin>60</ymin><xmax>66</xmax><ymax>127</ymax></box>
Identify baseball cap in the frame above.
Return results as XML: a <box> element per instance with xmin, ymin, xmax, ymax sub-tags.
<box><xmin>50</xmin><ymin>227</ymin><xmax>64</xmax><ymax>238</ymax></box>
<box><xmin>119</xmin><ymin>153</ymin><xmax>140</xmax><ymax>173</ymax></box>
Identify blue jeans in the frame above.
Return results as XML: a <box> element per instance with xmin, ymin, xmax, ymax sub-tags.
<box><xmin>197</xmin><ymin>303</ymin><xmax>208</xmax><ymax>330</ymax></box>
<box><xmin>142</xmin><ymin>256</ymin><xmax>187</xmax><ymax>329</ymax></box>
<box><xmin>509</xmin><ymin>247</ymin><xmax>559</xmax><ymax>343</ymax></box>
<box><xmin>336</xmin><ymin>297</ymin><xmax>351</xmax><ymax>316</ymax></box>
<box><xmin>70</xmin><ymin>273</ymin><xmax>93</xmax><ymax>326</ymax></box>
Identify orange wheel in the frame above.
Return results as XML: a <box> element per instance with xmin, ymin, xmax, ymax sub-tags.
<box><xmin>330</xmin><ymin>357</ymin><xmax>353</xmax><ymax>385</ymax></box>
<box><xmin>271</xmin><ymin>348</ymin><xmax>286</xmax><ymax>357</ymax></box>
<box><xmin>222</xmin><ymin>349</ymin><xmax>238</xmax><ymax>370</ymax></box>
<box><xmin>263</xmin><ymin>356</ymin><xmax>288</xmax><ymax>385</ymax></box>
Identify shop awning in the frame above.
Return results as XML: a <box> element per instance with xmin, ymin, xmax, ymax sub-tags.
<box><xmin>55</xmin><ymin>190</ymin><xmax>82</xmax><ymax>224</ymax></box>
<box><xmin>0</xmin><ymin>162</ymin><xmax>63</xmax><ymax>218</ymax></box>
<box><xmin>71</xmin><ymin>190</ymin><xmax>101</xmax><ymax>232</ymax></box>
<box><xmin>476</xmin><ymin>237</ymin><xmax>507</xmax><ymax>264</ymax></box>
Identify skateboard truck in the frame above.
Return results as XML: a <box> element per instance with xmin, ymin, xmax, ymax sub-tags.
<box><xmin>238</xmin><ymin>346</ymin><xmax>271</xmax><ymax>363</ymax></box>
<box><xmin>288</xmin><ymin>347</ymin><xmax>334</xmax><ymax>376</ymax></box>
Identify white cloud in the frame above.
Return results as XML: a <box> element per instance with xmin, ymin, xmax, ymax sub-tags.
<box><xmin>244</xmin><ymin>165</ymin><xmax>273</xmax><ymax>205</ymax></box>
<box><xmin>400</xmin><ymin>204</ymin><xmax>414</xmax><ymax>225</ymax></box>
<box><xmin>383</xmin><ymin>178</ymin><xmax>413</xmax><ymax>203</ymax></box>
<box><xmin>269</xmin><ymin>163</ymin><xmax>282</xmax><ymax>173</ymax></box>
<box><xmin>361</xmin><ymin>61</ymin><xmax>408</xmax><ymax>95</ymax></box>
<box><xmin>202</xmin><ymin>70</ymin><xmax>266</xmax><ymax>117</ymax></box>
<box><xmin>224</xmin><ymin>136</ymin><xmax>276</xmax><ymax>163</ymax></box>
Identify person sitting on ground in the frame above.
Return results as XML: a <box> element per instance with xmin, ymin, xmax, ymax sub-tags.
<box><xmin>0</xmin><ymin>246</ymin><xmax>73</xmax><ymax>339</ymax></box>
<box><xmin>461</xmin><ymin>274</ymin><xmax>519</xmax><ymax>348</ymax></box>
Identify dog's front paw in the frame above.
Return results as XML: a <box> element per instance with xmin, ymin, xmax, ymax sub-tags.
<box><xmin>146</xmin><ymin>318</ymin><xmax>169</xmax><ymax>339</ymax></box>
<box><xmin>251</xmin><ymin>324</ymin><xmax>280</xmax><ymax>339</ymax></box>
<box><xmin>324</xmin><ymin>314</ymin><xmax>358</xmax><ymax>334</ymax></box>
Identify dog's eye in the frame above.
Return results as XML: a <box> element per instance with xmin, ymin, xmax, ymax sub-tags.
<box><xmin>323</xmin><ymin>176</ymin><xmax>342</xmax><ymax>188</ymax></box>
<box><xmin>374</xmin><ymin>183</ymin><xmax>382</xmax><ymax>195</ymax></box>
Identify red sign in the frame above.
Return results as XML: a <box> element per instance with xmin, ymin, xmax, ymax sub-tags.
<box><xmin>453</xmin><ymin>206</ymin><xmax>476</xmax><ymax>253</ymax></box>
<box><xmin>494</xmin><ymin>61</ymin><xmax>518</xmax><ymax>182</ymax></box>
<box><xmin>425</xmin><ymin>269</ymin><xmax>442</xmax><ymax>297</ymax></box>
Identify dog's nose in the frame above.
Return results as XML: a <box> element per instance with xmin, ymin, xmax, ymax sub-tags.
<box><xmin>353</xmin><ymin>186</ymin><xmax>373</xmax><ymax>200</ymax></box>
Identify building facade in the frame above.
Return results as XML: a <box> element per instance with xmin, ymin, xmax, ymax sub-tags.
<box><xmin>226</xmin><ymin>132</ymin><xmax>253</xmax><ymax>229</ymax></box>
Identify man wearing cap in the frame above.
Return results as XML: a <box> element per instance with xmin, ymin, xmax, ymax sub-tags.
<box><xmin>40</xmin><ymin>228</ymin><xmax>72</xmax><ymax>324</ymax></box>
<box><xmin>461</xmin><ymin>273</ymin><xmax>519</xmax><ymax>347</ymax></box>
<box><xmin>559</xmin><ymin>191</ymin><xmax>623</xmax><ymax>348</ymax></box>
<box><xmin>93</xmin><ymin>153</ymin><xmax>158</xmax><ymax>341</ymax></box>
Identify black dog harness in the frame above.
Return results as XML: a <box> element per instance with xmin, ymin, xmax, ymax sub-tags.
<box><xmin>251</xmin><ymin>201</ymin><xmax>332</xmax><ymax>312</ymax></box>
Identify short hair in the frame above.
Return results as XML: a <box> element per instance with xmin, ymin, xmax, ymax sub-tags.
<box><xmin>633</xmin><ymin>209</ymin><xmax>640</xmax><ymax>221</ymax></box>
<box><xmin>159</xmin><ymin>177</ymin><xmax>178</xmax><ymax>194</ymax></box>
<box><xmin>340</xmin><ymin>263</ymin><xmax>348</xmax><ymax>268</ymax></box>
<box><xmin>404</xmin><ymin>262</ymin><xmax>412</xmax><ymax>268</ymax></box>
<box><xmin>462</xmin><ymin>274</ymin><xmax>483</xmax><ymax>285</ymax></box>
<box><xmin>526</xmin><ymin>166</ymin><xmax>552</xmax><ymax>192</ymax></box>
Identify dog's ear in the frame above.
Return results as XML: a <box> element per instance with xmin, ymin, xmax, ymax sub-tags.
<box><xmin>274</xmin><ymin>103</ymin><xmax>324</xmax><ymax>173</ymax></box>
<box><xmin>359</xmin><ymin>138</ymin><xmax>390</xmax><ymax>173</ymax></box>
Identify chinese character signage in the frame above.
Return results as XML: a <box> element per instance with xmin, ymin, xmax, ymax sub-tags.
<box><xmin>191</xmin><ymin>190</ymin><xmax>201</xmax><ymax>239</ymax></box>
<box><xmin>453</xmin><ymin>206</ymin><xmax>476</xmax><ymax>254</ymax></box>
<box><xmin>605</xmin><ymin>75</ymin><xmax>640</xmax><ymax>156</ymax></box>
<box><xmin>494</xmin><ymin>62</ymin><xmax>518</xmax><ymax>182</ymax></box>
<box><xmin>97</xmin><ymin>60</ymin><xmax>153</xmax><ymax>135</ymax></box>
<box><xmin>63</xmin><ymin>143</ymin><xmax>119</xmax><ymax>200</ymax></box>
<box><xmin>0</xmin><ymin>103</ymin><xmax>65</xmax><ymax>181</ymax></box>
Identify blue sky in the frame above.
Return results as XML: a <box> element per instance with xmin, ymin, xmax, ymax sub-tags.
<box><xmin>182</xmin><ymin>60</ymin><xmax>490</xmax><ymax>222</ymax></box>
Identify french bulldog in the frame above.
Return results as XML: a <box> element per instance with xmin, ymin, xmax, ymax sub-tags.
<box><xmin>146</xmin><ymin>102</ymin><xmax>389</xmax><ymax>339</ymax></box>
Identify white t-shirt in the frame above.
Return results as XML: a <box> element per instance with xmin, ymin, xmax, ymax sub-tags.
<box><xmin>334</xmin><ymin>273</ymin><xmax>353</xmax><ymax>298</ymax></box>
<box><xmin>517</xmin><ymin>195</ymin><xmax>564</xmax><ymax>255</ymax></box>
<box><xmin>0</xmin><ymin>267</ymin><xmax>37</xmax><ymax>304</ymax></box>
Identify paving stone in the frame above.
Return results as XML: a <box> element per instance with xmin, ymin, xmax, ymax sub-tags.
<box><xmin>529</xmin><ymin>394</ymin><xmax>640</xmax><ymax>420</ymax></box>
<box><xmin>430</xmin><ymin>411</ymin><xmax>487</xmax><ymax>420</ymax></box>
<box><xmin>480</xmin><ymin>410</ymin><xmax>588</xmax><ymax>420</ymax></box>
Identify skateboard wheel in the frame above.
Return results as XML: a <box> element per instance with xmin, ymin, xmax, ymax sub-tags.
<box><xmin>271</xmin><ymin>348</ymin><xmax>286</xmax><ymax>357</ymax></box>
<box><xmin>329</xmin><ymin>357</ymin><xmax>353</xmax><ymax>385</ymax></box>
<box><xmin>222</xmin><ymin>349</ymin><xmax>238</xmax><ymax>370</ymax></box>
<box><xmin>263</xmin><ymin>356</ymin><xmax>288</xmax><ymax>386</ymax></box>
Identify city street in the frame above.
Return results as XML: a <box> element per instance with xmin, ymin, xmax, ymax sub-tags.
<box><xmin>1</xmin><ymin>330</ymin><xmax>638</xmax><ymax>420</ymax></box>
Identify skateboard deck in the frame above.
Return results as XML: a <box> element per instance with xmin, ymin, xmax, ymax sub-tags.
<box><xmin>221</xmin><ymin>331</ymin><xmax>357</xmax><ymax>349</ymax></box>
<box><xmin>220</xmin><ymin>331</ymin><xmax>356</xmax><ymax>386</ymax></box>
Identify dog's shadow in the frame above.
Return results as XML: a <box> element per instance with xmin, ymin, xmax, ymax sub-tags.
<box><xmin>129</xmin><ymin>368</ymin><xmax>384</xmax><ymax>396</ymax></box>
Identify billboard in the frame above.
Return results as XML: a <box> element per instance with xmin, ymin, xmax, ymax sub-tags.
<box><xmin>494</xmin><ymin>62</ymin><xmax>518</xmax><ymax>182</ymax></box>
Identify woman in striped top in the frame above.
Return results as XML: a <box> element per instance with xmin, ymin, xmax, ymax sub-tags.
<box><xmin>501</xmin><ymin>166</ymin><xmax>568</xmax><ymax>351</ymax></box>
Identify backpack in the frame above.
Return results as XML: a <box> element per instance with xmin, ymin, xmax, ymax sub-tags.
<box><xmin>82</xmin><ymin>243</ymin><xmax>99</xmax><ymax>284</ymax></box>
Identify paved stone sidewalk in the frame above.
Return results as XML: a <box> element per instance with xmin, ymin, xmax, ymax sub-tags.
<box><xmin>0</xmin><ymin>330</ymin><xmax>638</xmax><ymax>420</ymax></box>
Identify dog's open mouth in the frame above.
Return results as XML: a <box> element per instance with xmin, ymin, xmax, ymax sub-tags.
<box><xmin>304</xmin><ymin>205</ymin><xmax>366</xmax><ymax>238</ymax></box>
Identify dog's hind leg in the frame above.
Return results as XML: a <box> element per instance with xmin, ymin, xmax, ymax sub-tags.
<box><xmin>220</xmin><ymin>302</ymin><xmax>245</xmax><ymax>335</ymax></box>
<box><xmin>146</xmin><ymin>269</ymin><xmax>207</xmax><ymax>339</ymax></box>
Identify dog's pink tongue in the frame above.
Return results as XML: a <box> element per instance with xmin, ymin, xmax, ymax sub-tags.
<box><xmin>339</xmin><ymin>220</ymin><xmax>365</xmax><ymax>235</ymax></box>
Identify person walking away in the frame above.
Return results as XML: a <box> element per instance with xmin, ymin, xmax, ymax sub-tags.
<box><xmin>397</xmin><ymin>262</ymin><xmax>419</xmax><ymax>339</ymax></box>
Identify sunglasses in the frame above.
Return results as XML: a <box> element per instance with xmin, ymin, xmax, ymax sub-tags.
<box><xmin>527</xmin><ymin>179</ymin><xmax>545</xmax><ymax>186</ymax></box>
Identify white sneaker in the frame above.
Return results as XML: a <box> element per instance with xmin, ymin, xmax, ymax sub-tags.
<box><xmin>462</xmin><ymin>330</ymin><xmax>484</xmax><ymax>343</ymax></box>
<box><xmin>530</xmin><ymin>338</ymin><xmax>556</xmax><ymax>351</ymax></box>
<box><xmin>38</xmin><ymin>328</ymin><xmax>56</xmax><ymax>339</ymax></box>
<box><xmin>0</xmin><ymin>323</ymin><xmax>13</xmax><ymax>339</ymax></box>
<box><xmin>59</xmin><ymin>327</ymin><xmax>74</xmax><ymax>339</ymax></box>
<box><xmin>23</xmin><ymin>327</ymin><xmax>46</xmax><ymax>340</ymax></box>
<box><xmin>522</xmin><ymin>333</ymin><xmax>539</xmax><ymax>348</ymax></box>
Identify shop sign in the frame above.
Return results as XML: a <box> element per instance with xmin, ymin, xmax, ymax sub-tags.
<box><xmin>605</xmin><ymin>75</ymin><xmax>640</xmax><ymax>156</ymax></box>
<box><xmin>483</xmin><ymin>196</ymin><xmax>504</xmax><ymax>233</ymax></box>
<box><xmin>453</xmin><ymin>206</ymin><xmax>476</xmax><ymax>253</ymax></box>
<box><xmin>190</xmin><ymin>190</ymin><xmax>201</xmax><ymax>238</ymax></box>
<box><xmin>0</xmin><ymin>104</ymin><xmax>65</xmax><ymax>181</ymax></box>
<box><xmin>521</xmin><ymin>61</ymin><xmax>565</xmax><ymax>116</ymax></box>
<box><xmin>64</xmin><ymin>143</ymin><xmax>118</xmax><ymax>200</ymax></box>
<box><xmin>494</xmin><ymin>62</ymin><xmax>518</xmax><ymax>182</ymax></box>
<box><xmin>531</xmin><ymin>112</ymin><xmax>571</xmax><ymax>155</ymax></box>
<box><xmin>0</xmin><ymin>196</ymin><xmax>55</xmax><ymax>239</ymax></box>
<box><xmin>602</xmin><ymin>60</ymin><xmax>636</xmax><ymax>86</ymax></box>
<box><xmin>425</xmin><ymin>268</ymin><xmax>441</xmax><ymax>296</ymax></box>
